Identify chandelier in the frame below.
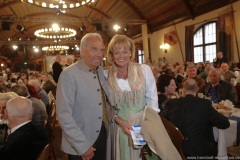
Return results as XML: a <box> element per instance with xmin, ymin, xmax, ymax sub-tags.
<box><xmin>42</xmin><ymin>45</ymin><xmax>69</xmax><ymax>51</ymax></box>
<box><xmin>22</xmin><ymin>0</ymin><xmax>96</xmax><ymax>9</ymax></box>
<box><xmin>34</xmin><ymin>24</ymin><xmax>77</xmax><ymax>39</ymax></box>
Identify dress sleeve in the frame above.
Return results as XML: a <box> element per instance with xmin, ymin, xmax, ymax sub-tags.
<box><xmin>141</xmin><ymin>64</ymin><xmax>160</xmax><ymax>113</ymax></box>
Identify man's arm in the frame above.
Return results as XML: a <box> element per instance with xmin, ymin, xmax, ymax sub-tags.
<box><xmin>56</xmin><ymin>71</ymin><xmax>91</xmax><ymax>155</ymax></box>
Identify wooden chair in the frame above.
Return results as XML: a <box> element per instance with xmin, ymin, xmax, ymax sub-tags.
<box><xmin>37</xmin><ymin>144</ymin><xmax>50</xmax><ymax>160</ymax></box>
<box><xmin>227</xmin><ymin>145</ymin><xmax>240</xmax><ymax>157</ymax></box>
<box><xmin>48</xmin><ymin>99</ymin><xmax>57</xmax><ymax>160</ymax></box>
<box><xmin>160</xmin><ymin>116</ymin><xmax>186</xmax><ymax>160</ymax></box>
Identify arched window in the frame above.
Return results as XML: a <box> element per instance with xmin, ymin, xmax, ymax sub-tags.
<box><xmin>194</xmin><ymin>21</ymin><xmax>217</xmax><ymax>63</ymax></box>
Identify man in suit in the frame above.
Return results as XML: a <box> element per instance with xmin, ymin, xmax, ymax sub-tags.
<box><xmin>214</xmin><ymin>51</ymin><xmax>228</xmax><ymax>68</ymax></box>
<box><xmin>161</xmin><ymin>78</ymin><xmax>230</xmax><ymax>158</ymax></box>
<box><xmin>41</xmin><ymin>73</ymin><xmax>57</xmax><ymax>96</ymax></box>
<box><xmin>0</xmin><ymin>96</ymin><xmax>48</xmax><ymax>160</ymax></box>
<box><xmin>52</xmin><ymin>54</ymin><xmax>63</xmax><ymax>83</ymax></box>
<box><xmin>56</xmin><ymin>33</ymin><xmax>111</xmax><ymax>160</ymax></box>
<box><xmin>203</xmin><ymin>68</ymin><xmax>238</xmax><ymax>105</ymax></box>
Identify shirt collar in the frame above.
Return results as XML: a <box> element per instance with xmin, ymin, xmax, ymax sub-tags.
<box><xmin>10</xmin><ymin>120</ymin><xmax>31</xmax><ymax>134</ymax></box>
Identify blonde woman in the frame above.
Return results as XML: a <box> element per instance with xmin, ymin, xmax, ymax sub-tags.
<box><xmin>106</xmin><ymin>35</ymin><xmax>160</xmax><ymax>160</ymax></box>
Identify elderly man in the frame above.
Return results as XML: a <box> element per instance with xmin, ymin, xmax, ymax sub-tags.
<box><xmin>56</xmin><ymin>33</ymin><xmax>111</xmax><ymax>160</ymax></box>
<box><xmin>11</xmin><ymin>84</ymin><xmax>48</xmax><ymax>126</ymax></box>
<box><xmin>203</xmin><ymin>68</ymin><xmax>238</xmax><ymax>105</ymax></box>
<box><xmin>0</xmin><ymin>96</ymin><xmax>48</xmax><ymax>160</ymax></box>
<box><xmin>161</xmin><ymin>79</ymin><xmax>230</xmax><ymax>158</ymax></box>
<box><xmin>220</xmin><ymin>62</ymin><xmax>236</xmax><ymax>82</ymax></box>
<box><xmin>181</xmin><ymin>64</ymin><xmax>205</xmax><ymax>93</ymax></box>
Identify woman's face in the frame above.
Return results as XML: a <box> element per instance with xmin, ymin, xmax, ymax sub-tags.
<box><xmin>165</xmin><ymin>79</ymin><xmax>177</xmax><ymax>95</ymax></box>
<box><xmin>112</xmin><ymin>46</ymin><xmax>131</xmax><ymax>68</ymax></box>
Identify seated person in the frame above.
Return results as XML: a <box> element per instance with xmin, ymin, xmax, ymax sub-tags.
<box><xmin>203</xmin><ymin>68</ymin><xmax>238</xmax><ymax>105</ymax></box>
<box><xmin>0</xmin><ymin>92</ymin><xmax>18</xmax><ymax>145</ymax></box>
<box><xmin>0</xmin><ymin>96</ymin><xmax>48</xmax><ymax>159</ymax></box>
<box><xmin>161</xmin><ymin>79</ymin><xmax>230</xmax><ymax>158</ymax></box>
<box><xmin>220</xmin><ymin>62</ymin><xmax>236</xmax><ymax>83</ymax></box>
<box><xmin>11</xmin><ymin>84</ymin><xmax>48</xmax><ymax>126</ymax></box>
<box><xmin>157</xmin><ymin>74</ymin><xmax>178</xmax><ymax>112</ymax></box>
<box><xmin>181</xmin><ymin>64</ymin><xmax>205</xmax><ymax>93</ymax></box>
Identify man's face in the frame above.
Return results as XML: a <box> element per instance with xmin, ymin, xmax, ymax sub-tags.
<box><xmin>187</xmin><ymin>68</ymin><xmax>197</xmax><ymax>78</ymax></box>
<box><xmin>217</xmin><ymin>52</ymin><xmax>222</xmax><ymax>59</ymax></box>
<box><xmin>81</xmin><ymin>37</ymin><xmax>105</xmax><ymax>70</ymax></box>
<box><xmin>221</xmin><ymin>63</ymin><xmax>228</xmax><ymax>73</ymax></box>
<box><xmin>209</xmin><ymin>71</ymin><xmax>220</xmax><ymax>84</ymax></box>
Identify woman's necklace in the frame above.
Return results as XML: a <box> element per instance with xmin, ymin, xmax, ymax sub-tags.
<box><xmin>117</xmin><ymin>68</ymin><xmax>128</xmax><ymax>79</ymax></box>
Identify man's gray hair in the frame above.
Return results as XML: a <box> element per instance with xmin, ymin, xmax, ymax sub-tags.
<box><xmin>0</xmin><ymin>92</ymin><xmax>19</xmax><ymax>101</ymax></box>
<box><xmin>183</xmin><ymin>79</ymin><xmax>198</xmax><ymax>92</ymax></box>
<box><xmin>11</xmin><ymin>84</ymin><xmax>29</xmax><ymax>97</ymax></box>
<box><xmin>80</xmin><ymin>33</ymin><xmax>103</xmax><ymax>53</ymax></box>
<box><xmin>28</xmin><ymin>79</ymin><xmax>41</xmax><ymax>87</ymax></box>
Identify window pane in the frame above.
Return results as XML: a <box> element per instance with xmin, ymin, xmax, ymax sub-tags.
<box><xmin>194</xmin><ymin>47</ymin><xmax>203</xmax><ymax>63</ymax></box>
<box><xmin>205</xmin><ymin>23</ymin><xmax>216</xmax><ymax>44</ymax></box>
<box><xmin>205</xmin><ymin>45</ymin><xmax>216</xmax><ymax>62</ymax></box>
<box><xmin>194</xmin><ymin>28</ymin><xmax>203</xmax><ymax>45</ymax></box>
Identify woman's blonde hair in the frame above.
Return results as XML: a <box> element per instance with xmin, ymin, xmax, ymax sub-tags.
<box><xmin>107</xmin><ymin>34</ymin><xmax>135</xmax><ymax>64</ymax></box>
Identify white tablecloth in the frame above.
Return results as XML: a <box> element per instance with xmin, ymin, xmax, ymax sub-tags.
<box><xmin>213</xmin><ymin>120</ymin><xmax>237</xmax><ymax>159</ymax></box>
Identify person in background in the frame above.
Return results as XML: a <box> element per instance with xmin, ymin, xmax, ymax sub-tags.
<box><xmin>0</xmin><ymin>96</ymin><xmax>48</xmax><ymax>160</ymax></box>
<box><xmin>157</xmin><ymin>74</ymin><xmax>179</xmax><ymax>112</ymax></box>
<box><xmin>181</xmin><ymin>64</ymin><xmax>205</xmax><ymax>93</ymax></box>
<box><xmin>175</xmin><ymin>65</ymin><xmax>185</xmax><ymax>89</ymax></box>
<box><xmin>203</xmin><ymin>68</ymin><xmax>238</xmax><ymax>105</ymax></box>
<box><xmin>196</xmin><ymin>62</ymin><xmax>205</xmax><ymax>75</ymax></box>
<box><xmin>161</xmin><ymin>78</ymin><xmax>230</xmax><ymax>158</ymax></box>
<box><xmin>0</xmin><ymin>92</ymin><xmax>18</xmax><ymax>145</ymax></box>
<box><xmin>151</xmin><ymin>66</ymin><xmax>160</xmax><ymax>83</ymax></box>
<box><xmin>52</xmin><ymin>54</ymin><xmax>63</xmax><ymax>83</ymax></box>
<box><xmin>64</xmin><ymin>57</ymin><xmax>73</xmax><ymax>68</ymax></box>
<box><xmin>106</xmin><ymin>34</ymin><xmax>160</xmax><ymax>160</ymax></box>
<box><xmin>17</xmin><ymin>72</ymin><xmax>28</xmax><ymax>85</ymax></box>
<box><xmin>56</xmin><ymin>33</ymin><xmax>111</xmax><ymax>160</ymax></box>
<box><xmin>28</xmin><ymin>79</ymin><xmax>49</xmax><ymax>109</ymax></box>
<box><xmin>214</xmin><ymin>51</ymin><xmax>228</xmax><ymax>68</ymax></box>
<box><xmin>41</xmin><ymin>73</ymin><xmax>57</xmax><ymax>96</ymax></box>
<box><xmin>11</xmin><ymin>84</ymin><xmax>48</xmax><ymax>126</ymax></box>
<box><xmin>220</xmin><ymin>62</ymin><xmax>236</xmax><ymax>83</ymax></box>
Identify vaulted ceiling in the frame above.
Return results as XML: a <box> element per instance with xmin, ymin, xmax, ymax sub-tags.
<box><xmin>0</xmin><ymin>0</ymin><xmax>237</xmax><ymax>59</ymax></box>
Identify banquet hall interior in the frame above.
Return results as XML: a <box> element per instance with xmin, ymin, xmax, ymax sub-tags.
<box><xmin>1</xmin><ymin>0</ymin><xmax>240</xmax><ymax>159</ymax></box>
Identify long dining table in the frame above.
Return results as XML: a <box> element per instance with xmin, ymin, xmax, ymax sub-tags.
<box><xmin>213</xmin><ymin>108</ymin><xmax>240</xmax><ymax>159</ymax></box>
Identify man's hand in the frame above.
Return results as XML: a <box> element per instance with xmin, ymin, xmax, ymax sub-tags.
<box><xmin>81</xmin><ymin>146</ymin><xmax>96</xmax><ymax>160</ymax></box>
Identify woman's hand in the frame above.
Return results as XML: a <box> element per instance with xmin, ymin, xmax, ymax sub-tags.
<box><xmin>115</xmin><ymin>117</ymin><xmax>133</xmax><ymax>136</ymax></box>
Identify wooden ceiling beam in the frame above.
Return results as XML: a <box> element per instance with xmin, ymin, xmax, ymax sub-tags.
<box><xmin>120</xmin><ymin>0</ymin><xmax>151</xmax><ymax>33</ymax></box>
<box><xmin>179</xmin><ymin>0</ymin><xmax>194</xmax><ymax>20</ymax></box>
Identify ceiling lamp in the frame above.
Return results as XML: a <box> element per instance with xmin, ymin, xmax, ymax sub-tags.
<box><xmin>42</xmin><ymin>45</ymin><xmax>69</xmax><ymax>51</ymax></box>
<box><xmin>34</xmin><ymin>24</ymin><xmax>76</xmax><ymax>39</ymax></box>
<box><xmin>22</xmin><ymin>0</ymin><xmax>96</xmax><ymax>10</ymax></box>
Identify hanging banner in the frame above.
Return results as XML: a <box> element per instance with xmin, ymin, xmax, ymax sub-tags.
<box><xmin>164</xmin><ymin>31</ymin><xmax>178</xmax><ymax>46</ymax></box>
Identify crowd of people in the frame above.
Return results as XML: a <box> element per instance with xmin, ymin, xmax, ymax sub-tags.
<box><xmin>0</xmin><ymin>32</ymin><xmax>238</xmax><ymax>160</ymax></box>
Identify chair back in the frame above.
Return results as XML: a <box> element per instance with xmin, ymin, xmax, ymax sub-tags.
<box><xmin>160</xmin><ymin>116</ymin><xmax>186</xmax><ymax>160</ymax></box>
<box><xmin>48</xmin><ymin>91</ymin><xmax>55</xmax><ymax>105</ymax></box>
<box><xmin>37</xmin><ymin>144</ymin><xmax>50</xmax><ymax>160</ymax></box>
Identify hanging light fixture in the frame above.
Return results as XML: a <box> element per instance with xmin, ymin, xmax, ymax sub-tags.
<box><xmin>22</xmin><ymin>0</ymin><xmax>96</xmax><ymax>10</ymax></box>
<box><xmin>42</xmin><ymin>45</ymin><xmax>69</xmax><ymax>51</ymax></box>
<box><xmin>34</xmin><ymin>23</ymin><xmax>76</xmax><ymax>39</ymax></box>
